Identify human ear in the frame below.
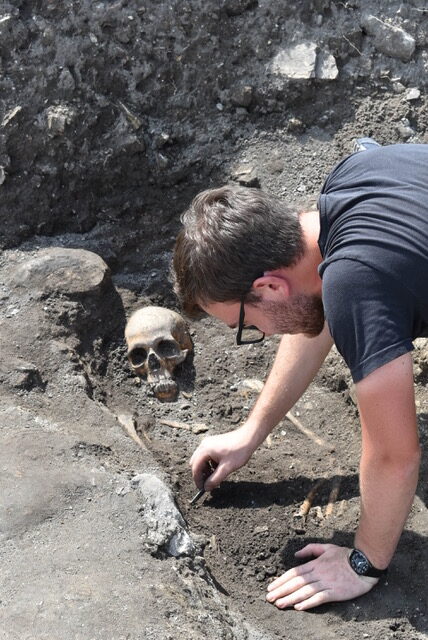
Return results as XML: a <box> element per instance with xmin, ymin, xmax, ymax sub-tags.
<box><xmin>251</xmin><ymin>274</ymin><xmax>290</xmax><ymax>301</ymax></box>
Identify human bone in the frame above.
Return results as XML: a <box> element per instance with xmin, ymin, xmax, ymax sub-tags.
<box><xmin>125</xmin><ymin>306</ymin><xmax>192</xmax><ymax>401</ymax></box>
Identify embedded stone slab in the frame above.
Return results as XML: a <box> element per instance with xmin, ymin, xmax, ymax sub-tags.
<box><xmin>361</xmin><ymin>14</ymin><xmax>415</xmax><ymax>62</ymax></box>
<box><xmin>132</xmin><ymin>472</ymin><xmax>196</xmax><ymax>557</ymax></box>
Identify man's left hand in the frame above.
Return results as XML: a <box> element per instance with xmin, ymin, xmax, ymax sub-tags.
<box><xmin>266</xmin><ymin>543</ymin><xmax>378</xmax><ymax>610</ymax></box>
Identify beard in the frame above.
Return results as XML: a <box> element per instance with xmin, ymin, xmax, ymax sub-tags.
<box><xmin>261</xmin><ymin>294</ymin><xmax>325</xmax><ymax>337</ymax></box>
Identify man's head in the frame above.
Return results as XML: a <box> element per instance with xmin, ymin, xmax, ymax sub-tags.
<box><xmin>172</xmin><ymin>185</ymin><xmax>305</xmax><ymax>317</ymax></box>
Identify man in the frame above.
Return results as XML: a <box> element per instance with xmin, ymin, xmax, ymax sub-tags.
<box><xmin>171</xmin><ymin>143</ymin><xmax>426</xmax><ymax>610</ymax></box>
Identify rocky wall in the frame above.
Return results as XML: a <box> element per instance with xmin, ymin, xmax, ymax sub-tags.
<box><xmin>1</xmin><ymin>0</ymin><xmax>428</xmax><ymax>248</ymax></box>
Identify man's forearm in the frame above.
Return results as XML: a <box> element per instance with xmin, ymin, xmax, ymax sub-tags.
<box><xmin>355</xmin><ymin>447</ymin><xmax>420</xmax><ymax>568</ymax></box>
<box><xmin>243</xmin><ymin>323</ymin><xmax>333</xmax><ymax>448</ymax></box>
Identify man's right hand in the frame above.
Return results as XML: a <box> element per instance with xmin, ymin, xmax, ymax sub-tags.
<box><xmin>189</xmin><ymin>426</ymin><xmax>257</xmax><ymax>491</ymax></box>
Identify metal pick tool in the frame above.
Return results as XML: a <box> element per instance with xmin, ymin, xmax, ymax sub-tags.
<box><xmin>189</xmin><ymin>459</ymin><xmax>216</xmax><ymax>506</ymax></box>
<box><xmin>189</xmin><ymin>488</ymin><xmax>206</xmax><ymax>505</ymax></box>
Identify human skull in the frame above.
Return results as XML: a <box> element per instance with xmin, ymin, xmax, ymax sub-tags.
<box><xmin>125</xmin><ymin>306</ymin><xmax>192</xmax><ymax>401</ymax></box>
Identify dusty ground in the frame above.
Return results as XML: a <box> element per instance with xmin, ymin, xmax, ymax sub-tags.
<box><xmin>1</xmin><ymin>1</ymin><xmax>428</xmax><ymax>639</ymax></box>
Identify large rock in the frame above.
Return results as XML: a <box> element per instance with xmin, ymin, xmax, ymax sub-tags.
<box><xmin>270</xmin><ymin>43</ymin><xmax>338</xmax><ymax>81</ymax></box>
<box><xmin>361</xmin><ymin>15</ymin><xmax>415</xmax><ymax>61</ymax></box>
<box><xmin>8</xmin><ymin>247</ymin><xmax>110</xmax><ymax>297</ymax></box>
<box><xmin>270</xmin><ymin>43</ymin><xmax>317</xmax><ymax>80</ymax></box>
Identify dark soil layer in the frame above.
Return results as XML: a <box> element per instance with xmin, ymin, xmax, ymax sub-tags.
<box><xmin>107</xmin><ymin>315</ymin><xmax>428</xmax><ymax>639</ymax></box>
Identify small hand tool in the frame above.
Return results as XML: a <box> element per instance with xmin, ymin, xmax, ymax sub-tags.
<box><xmin>189</xmin><ymin>459</ymin><xmax>216</xmax><ymax>506</ymax></box>
<box><xmin>189</xmin><ymin>488</ymin><xmax>206</xmax><ymax>505</ymax></box>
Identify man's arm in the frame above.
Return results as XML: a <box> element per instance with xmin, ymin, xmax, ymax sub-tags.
<box><xmin>190</xmin><ymin>322</ymin><xmax>333</xmax><ymax>490</ymax></box>
<box><xmin>266</xmin><ymin>352</ymin><xmax>421</xmax><ymax>610</ymax></box>
<box><xmin>354</xmin><ymin>351</ymin><xmax>421</xmax><ymax>566</ymax></box>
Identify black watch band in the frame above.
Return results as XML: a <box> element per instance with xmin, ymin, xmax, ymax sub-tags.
<box><xmin>349</xmin><ymin>548</ymin><xmax>388</xmax><ymax>578</ymax></box>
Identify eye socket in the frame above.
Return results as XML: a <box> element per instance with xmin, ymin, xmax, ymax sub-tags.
<box><xmin>157</xmin><ymin>339</ymin><xmax>179</xmax><ymax>358</ymax></box>
<box><xmin>129</xmin><ymin>347</ymin><xmax>148</xmax><ymax>367</ymax></box>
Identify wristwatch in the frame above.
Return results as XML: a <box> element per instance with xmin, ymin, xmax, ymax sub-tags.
<box><xmin>349</xmin><ymin>549</ymin><xmax>387</xmax><ymax>578</ymax></box>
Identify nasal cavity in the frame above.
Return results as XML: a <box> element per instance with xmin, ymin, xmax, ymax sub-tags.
<box><xmin>148</xmin><ymin>352</ymin><xmax>161</xmax><ymax>370</ymax></box>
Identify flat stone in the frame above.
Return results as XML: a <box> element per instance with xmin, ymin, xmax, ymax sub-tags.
<box><xmin>270</xmin><ymin>42</ymin><xmax>317</xmax><ymax>80</ymax></box>
<box><xmin>9</xmin><ymin>248</ymin><xmax>110</xmax><ymax>297</ymax></box>
<box><xmin>230</xmin><ymin>163</ymin><xmax>260</xmax><ymax>187</ymax></box>
<box><xmin>0</xmin><ymin>356</ymin><xmax>44</xmax><ymax>391</ymax></box>
<box><xmin>361</xmin><ymin>15</ymin><xmax>415</xmax><ymax>62</ymax></box>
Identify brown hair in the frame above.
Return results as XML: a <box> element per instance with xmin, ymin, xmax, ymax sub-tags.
<box><xmin>172</xmin><ymin>185</ymin><xmax>305</xmax><ymax>316</ymax></box>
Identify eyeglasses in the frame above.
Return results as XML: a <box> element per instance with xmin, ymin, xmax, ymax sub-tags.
<box><xmin>236</xmin><ymin>296</ymin><xmax>265</xmax><ymax>345</ymax></box>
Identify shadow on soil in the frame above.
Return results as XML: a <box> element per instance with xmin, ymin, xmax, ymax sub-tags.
<box><xmin>206</xmin><ymin>473</ymin><xmax>359</xmax><ymax>509</ymax></box>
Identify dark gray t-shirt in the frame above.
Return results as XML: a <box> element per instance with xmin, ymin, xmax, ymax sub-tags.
<box><xmin>318</xmin><ymin>144</ymin><xmax>428</xmax><ymax>382</ymax></box>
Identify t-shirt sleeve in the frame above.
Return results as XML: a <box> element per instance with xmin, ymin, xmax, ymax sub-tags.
<box><xmin>321</xmin><ymin>258</ymin><xmax>414</xmax><ymax>382</ymax></box>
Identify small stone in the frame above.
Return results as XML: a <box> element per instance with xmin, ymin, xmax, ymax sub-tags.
<box><xmin>253</xmin><ymin>525</ymin><xmax>269</xmax><ymax>534</ymax></box>
<box><xmin>156</xmin><ymin>153</ymin><xmax>169</xmax><ymax>169</ymax></box>
<box><xmin>156</xmin><ymin>132</ymin><xmax>170</xmax><ymax>147</ymax></box>
<box><xmin>192</xmin><ymin>423</ymin><xmax>209</xmax><ymax>434</ymax></box>
<box><xmin>240</xmin><ymin>378</ymin><xmax>264</xmax><ymax>393</ymax></box>
<box><xmin>287</xmin><ymin>116</ymin><xmax>304</xmax><ymax>132</ymax></box>
<box><xmin>316</xmin><ymin>51</ymin><xmax>339</xmax><ymax>80</ymax></box>
<box><xmin>392</xmin><ymin>81</ymin><xmax>405</xmax><ymax>94</ymax></box>
<box><xmin>46</xmin><ymin>104</ymin><xmax>75</xmax><ymax>135</ymax></box>
<box><xmin>216</xmin><ymin>102</ymin><xmax>224</xmax><ymax>111</ymax></box>
<box><xmin>116</xmin><ymin>484</ymin><xmax>131</xmax><ymax>496</ymax></box>
<box><xmin>230</xmin><ymin>85</ymin><xmax>253</xmax><ymax>108</ymax></box>
<box><xmin>230</xmin><ymin>164</ymin><xmax>260</xmax><ymax>187</ymax></box>
<box><xmin>396</xmin><ymin>119</ymin><xmax>414</xmax><ymax>140</ymax></box>
<box><xmin>405</xmin><ymin>88</ymin><xmax>420</xmax><ymax>101</ymax></box>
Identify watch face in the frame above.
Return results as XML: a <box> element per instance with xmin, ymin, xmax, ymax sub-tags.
<box><xmin>350</xmin><ymin>550</ymin><xmax>370</xmax><ymax>575</ymax></box>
